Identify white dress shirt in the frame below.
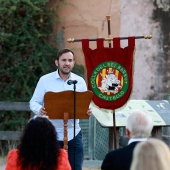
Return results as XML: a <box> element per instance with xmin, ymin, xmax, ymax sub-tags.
<box><xmin>30</xmin><ymin>69</ymin><xmax>87</xmax><ymax>141</ymax></box>
<box><xmin>128</xmin><ymin>138</ymin><xmax>147</xmax><ymax>145</ymax></box>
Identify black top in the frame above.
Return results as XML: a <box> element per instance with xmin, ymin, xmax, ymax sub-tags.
<box><xmin>101</xmin><ymin>142</ymin><xmax>139</xmax><ymax>170</ymax></box>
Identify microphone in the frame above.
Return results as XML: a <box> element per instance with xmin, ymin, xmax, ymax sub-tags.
<box><xmin>67</xmin><ymin>80</ymin><xmax>78</xmax><ymax>85</ymax></box>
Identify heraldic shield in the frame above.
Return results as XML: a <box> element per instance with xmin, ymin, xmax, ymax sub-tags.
<box><xmin>82</xmin><ymin>37</ymin><xmax>135</xmax><ymax>110</ymax></box>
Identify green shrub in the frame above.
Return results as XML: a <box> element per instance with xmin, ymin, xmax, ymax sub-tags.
<box><xmin>0</xmin><ymin>0</ymin><xmax>58</xmax><ymax>102</ymax></box>
<box><xmin>0</xmin><ymin>0</ymin><xmax>85</xmax><ymax>132</ymax></box>
<box><xmin>0</xmin><ymin>0</ymin><xmax>58</xmax><ymax>131</ymax></box>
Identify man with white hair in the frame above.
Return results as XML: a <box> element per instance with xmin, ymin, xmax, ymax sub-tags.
<box><xmin>101</xmin><ymin>110</ymin><xmax>153</xmax><ymax>170</ymax></box>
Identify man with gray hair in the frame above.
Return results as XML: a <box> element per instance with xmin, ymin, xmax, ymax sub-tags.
<box><xmin>101</xmin><ymin>110</ymin><xmax>153</xmax><ymax>170</ymax></box>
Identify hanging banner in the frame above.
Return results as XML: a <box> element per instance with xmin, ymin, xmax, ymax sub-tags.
<box><xmin>82</xmin><ymin>37</ymin><xmax>135</xmax><ymax>110</ymax></box>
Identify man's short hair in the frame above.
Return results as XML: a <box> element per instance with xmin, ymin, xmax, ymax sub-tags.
<box><xmin>126</xmin><ymin>110</ymin><xmax>153</xmax><ymax>138</ymax></box>
<box><xmin>56</xmin><ymin>48</ymin><xmax>74</xmax><ymax>60</ymax></box>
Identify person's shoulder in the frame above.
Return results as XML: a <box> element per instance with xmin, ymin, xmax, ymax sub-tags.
<box><xmin>40</xmin><ymin>71</ymin><xmax>56</xmax><ymax>80</ymax></box>
<box><xmin>60</xmin><ymin>148</ymin><xmax>68</xmax><ymax>155</ymax></box>
<box><xmin>106</xmin><ymin>147</ymin><xmax>125</xmax><ymax>156</ymax></box>
<box><xmin>129</xmin><ymin>141</ymin><xmax>139</xmax><ymax>146</ymax></box>
<box><xmin>7</xmin><ymin>149</ymin><xmax>18</xmax><ymax>158</ymax></box>
<box><xmin>102</xmin><ymin>148</ymin><xmax>125</xmax><ymax>170</ymax></box>
<box><xmin>106</xmin><ymin>144</ymin><xmax>135</xmax><ymax>157</ymax></box>
<box><xmin>102</xmin><ymin>145</ymin><xmax>137</xmax><ymax>170</ymax></box>
<box><xmin>6</xmin><ymin>149</ymin><xmax>19</xmax><ymax>169</ymax></box>
<box><xmin>70</xmin><ymin>73</ymin><xmax>86</xmax><ymax>85</ymax></box>
<box><xmin>59</xmin><ymin>148</ymin><xmax>69</xmax><ymax>159</ymax></box>
<box><xmin>42</xmin><ymin>71</ymin><xmax>56</xmax><ymax>78</ymax></box>
<box><xmin>57</xmin><ymin>149</ymin><xmax>71</xmax><ymax>170</ymax></box>
<box><xmin>71</xmin><ymin>72</ymin><xmax>84</xmax><ymax>80</ymax></box>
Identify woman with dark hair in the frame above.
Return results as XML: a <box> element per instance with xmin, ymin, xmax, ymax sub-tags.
<box><xmin>5</xmin><ymin>117</ymin><xmax>71</xmax><ymax>170</ymax></box>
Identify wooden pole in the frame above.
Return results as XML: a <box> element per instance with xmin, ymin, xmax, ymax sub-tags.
<box><xmin>106</xmin><ymin>15</ymin><xmax>117</xmax><ymax>150</ymax></box>
<box><xmin>66</xmin><ymin>15</ymin><xmax>152</xmax><ymax>151</ymax></box>
<box><xmin>106</xmin><ymin>15</ymin><xmax>112</xmax><ymax>48</ymax></box>
<box><xmin>67</xmin><ymin>35</ymin><xmax>152</xmax><ymax>43</ymax></box>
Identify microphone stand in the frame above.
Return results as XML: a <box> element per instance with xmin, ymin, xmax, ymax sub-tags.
<box><xmin>67</xmin><ymin>80</ymin><xmax>77</xmax><ymax>170</ymax></box>
<box><xmin>73</xmin><ymin>82</ymin><xmax>76</xmax><ymax>170</ymax></box>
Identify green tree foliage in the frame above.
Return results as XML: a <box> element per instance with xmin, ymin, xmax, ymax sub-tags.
<box><xmin>0</xmin><ymin>0</ymin><xmax>58</xmax><ymax>101</ymax></box>
<box><xmin>0</xmin><ymin>0</ymin><xmax>58</xmax><ymax>130</ymax></box>
<box><xmin>0</xmin><ymin>0</ymin><xmax>85</xmax><ymax>131</ymax></box>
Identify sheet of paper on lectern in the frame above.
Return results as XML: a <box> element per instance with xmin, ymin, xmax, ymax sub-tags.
<box><xmin>91</xmin><ymin>100</ymin><xmax>170</xmax><ymax>127</ymax></box>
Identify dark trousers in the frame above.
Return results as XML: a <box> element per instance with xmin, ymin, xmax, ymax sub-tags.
<box><xmin>59</xmin><ymin>131</ymin><xmax>84</xmax><ymax>170</ymax></box>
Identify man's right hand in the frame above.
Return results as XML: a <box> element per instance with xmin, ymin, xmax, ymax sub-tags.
<box><xmin>39</xmin><ymin>107</ymin><xmax>47</xmax><ymax>116</ymax></box>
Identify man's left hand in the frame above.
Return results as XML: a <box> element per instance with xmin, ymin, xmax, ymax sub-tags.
<box><xmin>86</xmin><ymin>108</ymin><xmax>92</xmax><ymax>116</ymax></box>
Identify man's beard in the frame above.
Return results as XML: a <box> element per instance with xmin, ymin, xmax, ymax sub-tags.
<box><xmin>60</xmin><ymin>70</ymin><xmax>70</xmax><ymax>75</ymax></box>
<box><xmin>59</xmin><ymin>67</ymin><xmax>72</xmax><ymax>75</ymax></box>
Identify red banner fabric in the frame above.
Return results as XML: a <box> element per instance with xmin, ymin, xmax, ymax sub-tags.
<box><xmin>82</xmin><ymin>37</ymin><xmax>135</xmax><ymax>110</ymax></box>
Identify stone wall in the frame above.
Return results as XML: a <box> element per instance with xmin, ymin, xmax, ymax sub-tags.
<box><xmin>50</xmin><ymin>0</ymin><xmax>170</xmax><ymax>100</ymax></box>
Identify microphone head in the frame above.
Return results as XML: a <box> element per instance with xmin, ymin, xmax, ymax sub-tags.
<box><xmin>67</xmin><ymin>80</ymin><xmax>72</xmax><ymax>85</ymax></box>
<box><xmin>73</xmin><ymin>80</ymin><xmax>78</xmax><ymax>84</ymax></box>
<box><xmin>67</xmin><ymin>80</ymin><xmax>78</xmax><ymax>85</ymax></box>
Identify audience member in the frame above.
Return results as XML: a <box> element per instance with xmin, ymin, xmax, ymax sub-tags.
<box><xmin>130</xmin><ymin>138</ymin><xmax>170</xmax><ymax>170</ymax></box>
<box><xmin>101</xmin><ymin>110</ymin><xmax>153</xmax><ymax>170</ymax></box>
<box><xmin>5</xmin><ymin>117</ymin><xmax>71</xmax><ymax>170</ymax></box>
